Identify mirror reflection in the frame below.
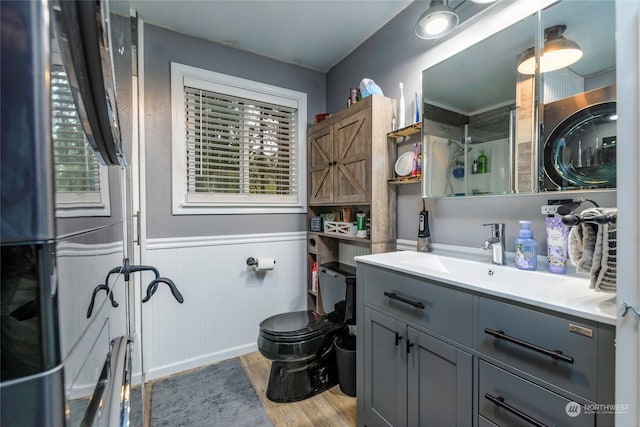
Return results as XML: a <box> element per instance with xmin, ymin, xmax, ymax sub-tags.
<box><xmin>539</xmin><ymin>0</ymin><xmax>616</xmax><ymax>191</ymax></box>
<box><xmin>421</xmin><ymin>0</ymin><xmax>616</xmax><ymax>198</ymax></box>
<box><xmin>51</xmin><ymin>5</ymin><xmax>141</xmax><ymax>425</ymax></box>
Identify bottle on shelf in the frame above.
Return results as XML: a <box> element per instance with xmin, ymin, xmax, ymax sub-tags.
<box><xmin>311</xmin><ymin>262</ymin><xmax>318</xmax><ymax>292</ymax></box>
<box><xmin>477</xmin><ymin>150</ymin><xmax>488</xmax><ymax>174</ymax></box>
<box><xmin>398</xmin><ymin>82</ymin><xmax>406</xmax><ymax>129</ymax></box>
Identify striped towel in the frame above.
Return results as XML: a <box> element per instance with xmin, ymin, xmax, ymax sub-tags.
<box><xmin>568</xmin><ymin>207</ymin><xmax>617</xmax><ymax>292</ymax></box>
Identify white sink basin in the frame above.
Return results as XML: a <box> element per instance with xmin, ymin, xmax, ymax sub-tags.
<box><xmin>395</xmin><ymin>251</ymin><xmax>580</xmax><ymax>291</ymax></box>
<box><xmin>356</xmin><ymin>248</ymin><xmax>617</xmax><ymax>325</ymax></box>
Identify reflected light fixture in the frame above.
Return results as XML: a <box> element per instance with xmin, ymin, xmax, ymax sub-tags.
<box><xmin>518</xmin><ymin>25</ymin><xmax>583</xmax><ymax>74</ymax></box>
<box><xmin>415</xmin><ymin>0</ymin><xmax>459</xmax><ymax>40</ymax></box>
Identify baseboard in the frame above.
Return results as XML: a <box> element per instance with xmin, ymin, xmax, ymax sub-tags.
<box><xmin>146</xmin><ymin>343</ymin><xmax>258</xmax><ymax>381</ymax></box>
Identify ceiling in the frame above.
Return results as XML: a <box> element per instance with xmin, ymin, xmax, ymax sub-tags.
<box><xmin>130</xmin><ymin>0</ymin><xmax>421</xmax><ymax>72</ymax></box>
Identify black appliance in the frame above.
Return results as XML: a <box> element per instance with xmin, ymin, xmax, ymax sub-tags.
<box><xmin>540</xmin><ymin>85</ymin><xmax>617</xmax><ymax>191</ymax></box>
<box><xmin>1</xmin><ymin>1</ymin><xmax>133</xmax><ymax>426</ymax></box>
<box><xmin>50</xmin><ymin>0</ymin><xmax>128</xmax><ymax>166</ymax></box>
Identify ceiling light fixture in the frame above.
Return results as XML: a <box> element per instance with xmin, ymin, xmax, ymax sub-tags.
<box><xmin>469</xmin><ymin>0</ymin><xmax>497</xmax><ymax>3</ymax></box>
<box><xmin>517</xmin><ymin>25</ymin><xmax>583</xmax><ymax>75</ymax></box>
<box><xmin>415</xmin><ymin>0</ymin><xmax>459</xmax><ymax>40</ymax></box>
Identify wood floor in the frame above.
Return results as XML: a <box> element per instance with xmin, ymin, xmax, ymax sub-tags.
<box><xmin>239</xmin><ymin>351</ymin><xmax>357</xmax><ymax>427</ymax></box>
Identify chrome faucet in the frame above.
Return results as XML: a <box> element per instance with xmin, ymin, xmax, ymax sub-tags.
<box><xmin>482</xmin><ymin>223</ymin><xmax>506</xmax><ymax>265</ymax></box>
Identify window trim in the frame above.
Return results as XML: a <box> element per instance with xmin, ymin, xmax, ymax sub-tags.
<box><xmin>170</xmin><ymin>62</ymin><xmax>307</xmax><ymax>215</ymax></box>
<box><xmin>51</xmin><ymin>47</ymin><xmax>111</xmax><ymax>218</ymax></box>
<box><xmin>54</xmin><ymin>166</ymin><xmax>111</xmax><ymax>217</ymax></box>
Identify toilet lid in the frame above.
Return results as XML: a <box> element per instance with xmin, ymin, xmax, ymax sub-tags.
<box><xmin>260</xmin><ymin>310</ymin><xmax>334</xmax><ymax>343</ymax></box>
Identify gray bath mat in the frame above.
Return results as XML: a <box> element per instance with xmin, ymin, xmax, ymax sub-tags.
<box><xmin>150</xmin><ymin>358</ymin><xmax>272</xmax><ymax>427</ymax></box>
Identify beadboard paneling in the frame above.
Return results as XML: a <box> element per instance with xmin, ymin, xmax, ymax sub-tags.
<box><xmin>338</xmin><ymin>242</ymin><xmax>371</xmax><ymax>266</ymax></box>
<box><xmin>56</xmin><ymin>242</ymin><xmax>127</xmax><ymax>398</ymax></box>
<box><xmin>142</xmin><ymin>232</ymin><xmax>307</xmax><ymax>380</ymax></box>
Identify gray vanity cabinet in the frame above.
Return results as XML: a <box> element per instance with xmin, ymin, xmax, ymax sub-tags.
<box><xmin>477</xmin><ymin>297</ymin><xmax>615</xmax><ymax>426</ymax></box>
<box><xmin>406</xmin><ymin>328</ymin><xmax>473</xmax><ymax>427</ymax></box>
<box><xmin>363</xmin><ymin>307</ymin><xmax>473</xmax><ymax>427</ymax></box>
<box><xmin>356</xmin><ymin>261</ymin><xmax>615</xmax><ymax>427</ymax></box>
<box><xmin>363</xmin><ymin>308</ymin><xmax>406</xmax><ymax>427</ymax></box>
<box><xmin>358</xmin><ymin>264</ymin><xmax>474</xmax><ymax>427</ymax></box>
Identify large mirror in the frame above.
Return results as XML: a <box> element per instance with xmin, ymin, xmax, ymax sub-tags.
<box><xmin>421</xmin><ymin>0</ymin><xmax>616</xmax><ymax>198</ymax></box>
<box><xmin>52</xmin><ymin>4</ymin><xmax>142</xmax><ymax>425</ymax></box>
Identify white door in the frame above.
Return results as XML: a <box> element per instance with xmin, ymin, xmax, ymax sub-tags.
<box><xmin>615</xmin><ymin>1</ymin><xmax>640</xmax><ymax>426</ymax></box>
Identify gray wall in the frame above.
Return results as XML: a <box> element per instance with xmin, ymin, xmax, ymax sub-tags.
<box><xmin>143</xmin><ymin>24</ymin><xmax>326</xmax><ymax>238</ymax></box>
<box><xmin>327</xmin><ymin>3</ymin><xmax>617</xmax><ymax>253</ymax></box>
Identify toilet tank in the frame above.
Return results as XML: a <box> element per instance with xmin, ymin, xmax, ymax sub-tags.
<box><xmin>318</xmin><ymin>262</ymin><xmax>356</xmax><ymax>324</ymax></box>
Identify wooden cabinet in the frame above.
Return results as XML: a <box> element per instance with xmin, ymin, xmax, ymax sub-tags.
<box><xmin>309</xmin><ymin>108</ymin><xmax>372</xmax><ymax>204</ymax></box>
<box><xmin>306</xmin><ymin>95</ymin><xmax>396</xmax><ymax>311</ymax></box>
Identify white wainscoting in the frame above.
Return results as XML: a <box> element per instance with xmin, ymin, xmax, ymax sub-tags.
<box><xmin>56</xmin><ymin>241</ymin><xmax>127</xmax><ymax>399</ymax></box>
<box><xmin>142</xmin><ymin>232</ymin><xmax>307</xmax><ymax>380</ymax></box>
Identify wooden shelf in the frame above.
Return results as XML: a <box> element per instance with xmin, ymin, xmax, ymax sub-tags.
<box><xmin>387</xmin><ymin>122</ymin><xmax>422</xmax><ymax>140</ymax></box>
<box><xmin>388</xmin><ymin>176</ymin><xmax>421</xmax><ymax>185</ymax></box>
<box><xmin>314</xmin><ymin>232</ymin><xmax>371</xmax><ymax>244</ymax></box>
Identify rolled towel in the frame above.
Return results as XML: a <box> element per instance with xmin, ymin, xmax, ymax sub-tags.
<box><xmin>568</xmin><ymin>218</ymin><xmax>598</xmax><ymax>273</ymax></box>
<box><xmin>567</xmin><ymin>207</ymin><xmax>617</xmax><ymax>292</ymax></box>
<box><xmin>593</xmin><ymin>208</ymin><xmax>617</xmax><ymax>292</ymax></box>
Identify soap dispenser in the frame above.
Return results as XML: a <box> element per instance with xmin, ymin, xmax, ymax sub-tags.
<box><xmin>515</xmin><ymin>220</ymin><xmax>537</xmax><ymax>270</ymax></box>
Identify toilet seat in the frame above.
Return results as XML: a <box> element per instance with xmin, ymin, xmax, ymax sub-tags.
<box><xmin>259</xmin><ymin>310</ymin><xmax>335</xmax><ymax>343</ymax></box>
<box><xmin>258</xmin><ymin>310</ymin><xmax>343</xmax><ymax>362</ymax></box>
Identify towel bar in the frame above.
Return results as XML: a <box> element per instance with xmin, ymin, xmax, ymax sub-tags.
<box><xmin>561</xmin><ymin>212</ymin><xmax>616</xmax><ymax>226</ymax></box>
<box><xmin>620</xmin><ymin>302</ymin><xmax>640</xmax><ymax>318</ymax></box>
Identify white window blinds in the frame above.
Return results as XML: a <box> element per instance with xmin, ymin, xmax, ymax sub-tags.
<box><xmin>170</xmin><ymin>62</ymin><xmax>306</xmax><ymax>214</ymax></box>
<box><xmin>51</xmin><ymin>65</ymin><xmax>101</xmax><ymax>194</ymax></box>
<box><xmin>183</xmin><ymin>87</ymin><xmax>298</xmax><ymax>201</ymax></box>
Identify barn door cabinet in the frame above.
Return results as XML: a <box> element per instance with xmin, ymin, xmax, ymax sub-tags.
<box><xmin>356</xmin><ymin>262</ymin><xmax>615</xmax><ymax>427</ymax></box>
<box><xmin>308</xmin><ymin>94</ymin><xmax>395</xmax><ymax>205</ymax></box>
<box><xmin>306</xmin><ymin>95</ymin><xmax>396</xmax><ymax>311</ymax></box>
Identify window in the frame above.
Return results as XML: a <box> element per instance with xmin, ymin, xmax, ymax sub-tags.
<box><xmin>171</xmin><ymin>63</ymin><xmax>307</xmax><ymax>214</ymax></box>
<box><xmin>51</xmin><ymin>64</ymin><xmax>110</xmax><ymax>217</ymax></box>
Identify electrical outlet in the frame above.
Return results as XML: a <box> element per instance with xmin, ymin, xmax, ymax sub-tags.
<box><xmin>541</xmin><ymin>198</ymin><xmax>574</xmax><ymax>215</ymax></box>
<box><xmin>541</xmin><ymin>205</ymin><xmax>560</xmax><ymax>215</ymax></box>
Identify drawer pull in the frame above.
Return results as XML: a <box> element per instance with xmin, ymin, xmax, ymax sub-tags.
<box><xmin>484</xmin><ymin>393</ymin><xmax>549</xmax><ymax>427</ymax></box>
<box><xmin>383</xmin><ymin>291</ymin><xmax>425</xmax><ymax>309</ymax></box>
<box><xmin>484</xmin><ymin>328</ymin><xmax>574</xmax><ymax>364</ymax></box>
<box><xmin>406</xmin><ymin>339</ymin><xmax>414</xmax><ymax>354</ymax></box>
<box><xmin>395</xmin><ymin>332</ymin><xmax>403</xmax><ymax>346</ymax></box>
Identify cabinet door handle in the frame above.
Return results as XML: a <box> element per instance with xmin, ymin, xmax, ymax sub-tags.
<box><xmin>332</xmin><ymin>161</ymin><xmax>337</xmax><ymax>165</ymax></box>
<box><xmin>395</xmin><ymin>332</ymin><xmax>403</xmax><ymax>346</ymax></box>
<box><xmin>406</xmin><ymin>339</ymin><xmax>414</xmax><ymax>354</ymax></box>
<box><xmin>327</xmin><ymin>162</ymin><xmax>332</xmax><ymax>167</ymax></box>
<box><xmin>484</xmin><ymin>328</ymin><xmax>574</xmax><ymax>364</ymax></box>
<box><xmin>384</xmin><ymin>291</ymin><xmax>425</xmax><ymax>309</ymax></box>
<box><xmin>484</xmin><ymin>393</ymin><xmax>549</xmax><ymax>427</ymax></box>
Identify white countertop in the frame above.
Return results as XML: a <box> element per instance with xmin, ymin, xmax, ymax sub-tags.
<box><xmin>355</xmin><ymin>246</ymin><xmax>617</xmax><ymax>326</ymax></box>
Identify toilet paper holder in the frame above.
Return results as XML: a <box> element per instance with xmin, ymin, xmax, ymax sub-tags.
<box><xmin>246</xmin><ymin>257</ymin><xmax>276</xmax><ymax>270</ymax></box>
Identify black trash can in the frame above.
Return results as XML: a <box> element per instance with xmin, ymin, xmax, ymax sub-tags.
<box><xmin>335</xmin><ymin>333</ymin><xmax>356</xmax><ymax>397</ymax></box>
